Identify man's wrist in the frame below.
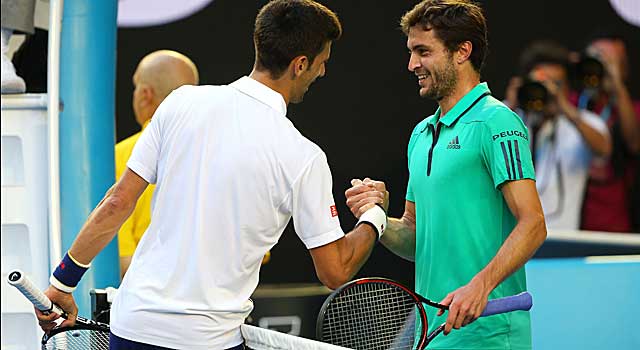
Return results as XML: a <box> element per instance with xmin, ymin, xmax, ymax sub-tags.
<box><xmin>49</xmin><ymin>276</ymin><xmax>75</xmax><ymax>293</ymax></box>
<box><xmin>50</xmin><ymin>252</ymin><xmax>91</xmax><ymax>293</ymax></box>
<box><xmin>472</xmin><ymin>271</ymin><xmax>496</xmax><ymax>295</ymax></box>
<box><xmin>356</xmin><ymin>204</ymin><xmax>388</xmax><ymax>239</ymax></box>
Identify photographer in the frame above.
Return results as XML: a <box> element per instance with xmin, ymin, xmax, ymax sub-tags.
<box><xmin>505</xmin><ymin>40</ymin><xmax>611</xmax><ymax>230</ymax></box>
<box><xmin>574</xmin><ymin>32</ymin><xmax>640</xmax><ymax>233</ymax></box>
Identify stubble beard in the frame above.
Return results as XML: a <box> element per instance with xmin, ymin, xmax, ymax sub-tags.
<box><xmin>423</xmin><ymin>58</ymin><xmax>457</xmax><ymax>102</ymax></box>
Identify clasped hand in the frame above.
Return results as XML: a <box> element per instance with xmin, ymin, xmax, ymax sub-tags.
<box><xmin>344</xmin><ymin>178</ymin><xmax>389</xmax><ymax>218</ymax></box>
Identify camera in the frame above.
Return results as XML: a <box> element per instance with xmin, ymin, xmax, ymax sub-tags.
<box><xmin>570</xmin><ymin>54</ymin><xmax>605</xmax><ymax>91</ymax></box>
<box><xmin>517</xmin><ymin>79</ymin><xmax>548</xmax><ymax>113</ymax></box>
<box><xmin>517</xmin><ymin>54</ymin><xmax>604</xmax><ymax>113</ymax></box>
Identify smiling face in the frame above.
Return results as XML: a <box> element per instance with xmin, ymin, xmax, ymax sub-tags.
<box><xmin>407</xmin><ymin>26</ymin><xmax>458</xmax><ymax>101</ymax></box>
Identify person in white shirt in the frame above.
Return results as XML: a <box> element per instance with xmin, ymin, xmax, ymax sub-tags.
<box><xmin>35</xmin><ymin>1</ymin><xmax>387</xmax><ymax>349</ymax></box>
<box><xmin>505</xmin><ymin>40</ymin><xmax>612</xmax><ymax>230</ymax></box>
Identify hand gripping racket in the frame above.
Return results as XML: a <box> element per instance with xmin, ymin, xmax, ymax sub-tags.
<box><xmin>316</xmin><ymin>277</ymin><xmax>532</xmax><ymax>350</ymax></box>
<box><xmin>7</xmin><ymin>269</ymin><xmax>110</xmax><ymax>350</ymax></box>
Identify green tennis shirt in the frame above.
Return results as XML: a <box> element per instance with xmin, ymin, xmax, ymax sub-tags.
<box><xmin>406</xmin><ymin>83</ymin><xmax>535</xmax><ymax>349</ymax></box>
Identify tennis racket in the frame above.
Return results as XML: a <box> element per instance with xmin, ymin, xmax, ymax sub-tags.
<box><xmin>7</xmin><ymin>269</ymin><xmax>110</xmax><ymax>350</ymax></box>
<box><xmin>316</xmin><ymin>277</ymin><xmax>532</xmax><ymax>350</ymax></box>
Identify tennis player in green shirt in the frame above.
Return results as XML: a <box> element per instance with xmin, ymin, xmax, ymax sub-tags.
<box><xmin>346</xmin><ymin>1</ymin><xmax>547</xmax><ymax>349</ymax></box>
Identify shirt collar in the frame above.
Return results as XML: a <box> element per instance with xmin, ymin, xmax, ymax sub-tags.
<box><xmin>229</xmin><ymin>76</ymin><xmax>287</xmax><ymax>115</ymax></box>
<box><xmin>142</xmin><ymin>119</ymin><xmax>151</xmax><ymax>130</ymax></box>
<box><xmin>436</xmin><ymin>82</ymin><xmax>491</xmax><ymax>127</ymax></box>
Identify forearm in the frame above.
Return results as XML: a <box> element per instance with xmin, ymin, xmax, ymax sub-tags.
<box><xmin>380</xmin><ymin>216</ymin><xmax>416</xmax><ymax>262</ymax></box>
<box><xmin>339</xmin><ymin>225</ymin><xmax>378</xmax><ymax>280</ymax></box>
<box><xmin>314</xmin><ymin>225</ymin><xmax>377</xmax><ymax>289</ymax></box>
<box><xmin>613</xmin><ymin>83</ymin><xmax>640</xmax><ymax>153</ymax></box>
<box><xmin>69</xmin><ymin>190</ymin><xmax>136</xmax><ymax>265</ymax></box>
<box><xmin>566</xmin><ymin>107</ymin><xmax>612</xmax><ymax>157</ymax></box>
<box><xmin>473</xmin><ymin>213</ymin><xmax>546</xmax><ymax>292</ymax></box>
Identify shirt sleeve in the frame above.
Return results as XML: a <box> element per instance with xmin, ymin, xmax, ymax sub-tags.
<box><xmin>292</xmin><ymin>151</ymin><xmax>345</xmax><ymax>249</ymax></box>
<box><xmin>114</xmin><ymin>143</ymin><xmax>127</xmax><ymax>181</ymax></box>
<box><xmin>406</xmin><ymin>182</ymin><xmax>415</xmax><ymax>202</ymax></box>
<box><xmin>580</xmin><ymin>109</ymin><xmax>609</xmax><ymax>136</ymax></box>
<box><xmin>126</xmin><ymin>91</ymin><xmax>176</xmax><ymax>184</ymax></box>
<box><xmin>405</xmin><ymin>120</ymin><xmax>427</xmax><ymax>202</ymax></box>
<box><xmin>481</xmin><ymin>107</ymin><xmax>535</xmax><ymax>188</ymax></box>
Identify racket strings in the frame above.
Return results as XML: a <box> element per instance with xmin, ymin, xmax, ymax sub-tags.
<box><xmin>43</xmin><ymin>329</ymin><xmax>110</xmax><ymax>350</ymax></box>
<box><xmin>320</xmin><ymin>282</ymin><xmax>419</xmax><ymax>350</ymax></box>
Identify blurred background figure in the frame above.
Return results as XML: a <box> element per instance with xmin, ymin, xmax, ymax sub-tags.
<box><xmin>572</xmin><ymin>31</ymin><xmax>640</xmax><ymax>233</ymax></box>
<box><xmin>116</xmin><ymin>50</ymin><xmax>199</xmax><ymax>277</ymax></box>
<box><xmin>505</xmin><ymin>40</ymin><xmax>612</xmax><ymax>230</ymax></box>
<box><xmin>1</xmin><ymin>0</ymin><xmax>36</xmax><ymax>93</ymax></box>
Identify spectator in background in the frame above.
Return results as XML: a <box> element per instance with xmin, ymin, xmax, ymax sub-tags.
<box><xmin>505</xmin><ymin>40</ymin><xmax>612</xmax><ymax>230</ymax></box>
<box><xmin>116</xmin><ymin>50</ymin><xmax>199</xmax><ymax>277</ymax></box>
<box><xmin>574</xmin><ymin>32</ymin><xmax>640</xmax><ymax>233</ymax></box>
<box><xmin>1</xmin><ymin>0</ymin><xmax>35</xmax><ymax>93</ymax></box>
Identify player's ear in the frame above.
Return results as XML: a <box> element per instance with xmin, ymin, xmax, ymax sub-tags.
<box><xmin>291</xmin><ymin>56</ymin><xmax>309</xmax><ymax>78</ymax></box>
<box><xmin>139</xmin><ymin>84</ymin><xmax>154</xmax><ymax>106</ymax></box>
<box><xmin>456</xmin><ymin>41</ymin><xmax>473</xmax><ymax>65</ymax></box>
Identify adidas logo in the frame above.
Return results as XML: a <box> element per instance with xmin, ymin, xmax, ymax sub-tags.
<box><xmin>447</xmin><ymin>136</ymin><xmax>461</xmax><ymax>149</ymax></box>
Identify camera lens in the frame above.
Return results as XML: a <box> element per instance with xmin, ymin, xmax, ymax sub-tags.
<box><xmin>517</xmin><ymin>80</ymin><xmax>548</xmax><ymax>112</ymax></box>
<box><xmin>572</xmin><ymin>56</ymin><xmax>604</xmax><ymax>90</ymax></box>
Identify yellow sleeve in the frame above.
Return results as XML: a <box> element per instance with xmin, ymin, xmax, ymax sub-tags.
<box><xmin>115</xmin><ymin>132</ymin><xmax>144</xmax><ymax>257</ymax></box>
<box><xmin>118</xmin><ymin>215</ymin><xmax>138</xmax><ymax>257</ymax></box>
<box><xmin>115</xmin><ymin>132</ymin><xmax>141</xmax><ymax>180</ymax></box>
<box><xmin>118</xmin><ymin>184</ymin><xmax>154</xmax><ymax>257</ymax></box>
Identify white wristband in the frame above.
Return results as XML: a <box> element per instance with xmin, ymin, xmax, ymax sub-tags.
<box><xmin>49</xmin><ymin>275</ymin><xmax>76</xmax><ymax>293</ymax></box>
<box><xmin>357</xmin><ymin>204</ymin><xmax>387</xmax><ymax>239</ymax></box>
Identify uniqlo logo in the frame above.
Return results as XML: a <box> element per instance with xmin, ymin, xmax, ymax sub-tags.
<box><xmin>330</xmin><ymin>205</ymin><xmax>338</xmax><ymax>217</ymax></box>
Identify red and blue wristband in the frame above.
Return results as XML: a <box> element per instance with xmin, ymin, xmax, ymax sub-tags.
<box><xmin>50</xmin><ymin>252</ymin><xmax>90</xmax><ymax>293</ymax></box>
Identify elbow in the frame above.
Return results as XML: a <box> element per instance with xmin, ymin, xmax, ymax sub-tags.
<box><xmin>534</xmin><ymin>212</ymin><xmax>547</xmax><ymax>247</ymax></box>
<box><xmin>318</xmin><ymin>269</ymin><xmax>350</xmax><ymax>290</ymax></box>
<box><xmin>104</xmin><ymin>194</ymin><xmax>134</xmax><ymax>216</ymax></box>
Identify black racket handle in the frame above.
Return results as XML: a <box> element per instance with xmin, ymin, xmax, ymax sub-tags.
<box><xmin>481</xmin><ymin>291</ymin><xmax>532</xmax><ymax>316</ymax></box>
<box><xmin>7</xmin><ymin>269</ymin><xmax>66</xmax><ymax>316</ymax></box>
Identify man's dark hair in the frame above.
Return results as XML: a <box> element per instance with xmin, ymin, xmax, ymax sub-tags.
<box><xmin>400</xmin><ymin>0</ymin><xmax>488</xmax><ymax>73</ymax></box>
<box><xmin>254</xmin><ymin>0</ymin><xmax>342</xmax><ymax>78</ymax></box>
<box><xmin>518</xmin><ymin>40</ymin><xmax>570</xmax><ymax>76</ymax></box>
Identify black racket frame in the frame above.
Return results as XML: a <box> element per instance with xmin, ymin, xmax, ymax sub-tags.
<box><xmin>316</xmin><ymin>277</ymin><xmax>449</xmax><ymax>349</ymax></box>
<box><xmin>41</xmin><ymin>316</ymin><xmax>111</xmax><ymax>347</ymax></box>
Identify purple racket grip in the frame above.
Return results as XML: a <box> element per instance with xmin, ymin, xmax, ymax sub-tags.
<box><xmin>481</xmin><ymin>292</ymin><xmax>532</xmax><ymax>316</ymax></box>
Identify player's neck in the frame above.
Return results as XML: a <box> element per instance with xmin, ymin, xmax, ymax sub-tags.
<box><xmin>249</xmin><ymin>69</ymin><xmax>292</xmax><ymax>105</ymax></box>
<box><xmin>438</xmin><ymin>73</ymin><xmax>480</xmax><ymax>117</ymax></box>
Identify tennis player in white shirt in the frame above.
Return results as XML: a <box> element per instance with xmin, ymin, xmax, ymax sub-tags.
<box><xmin>35</xmin><ymin>1</ymin><xmax>387</xmax><ymax>349</ymax></box>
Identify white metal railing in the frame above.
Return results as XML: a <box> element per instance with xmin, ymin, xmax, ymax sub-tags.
<box><xmin>0</xmin><ymin>94</ymin><xmax>48</xmax><ymax>109</ymax></box>
<box><xmin>47</xmin><ymin>0</ymin><xmax>64</xmax><ymax>269</ymax></box>
<box><xmin>547</xmin><ymin>229</ymin><xmax>640</xmax><ymax>246</ymax></box>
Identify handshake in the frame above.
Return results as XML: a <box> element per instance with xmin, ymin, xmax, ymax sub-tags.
<box><xmin>345</xmin><ymin>178</ymin><xmax>389</xmax><ymax>239</ymax></box>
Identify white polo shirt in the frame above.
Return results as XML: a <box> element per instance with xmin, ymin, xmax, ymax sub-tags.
<box><xmin>110</xmin><ymin>77</ymin><xmax>345</xmax><ymax>349</ymax></box>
